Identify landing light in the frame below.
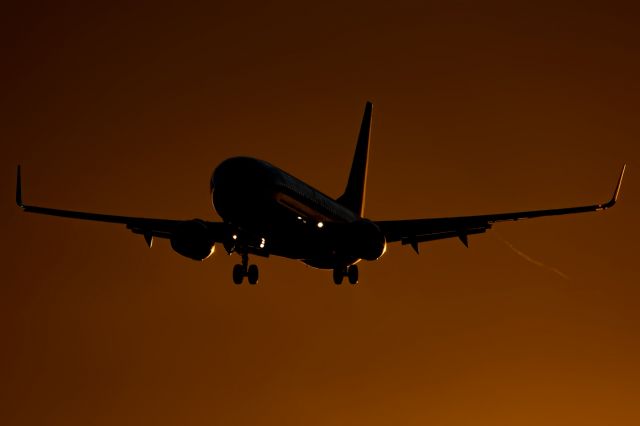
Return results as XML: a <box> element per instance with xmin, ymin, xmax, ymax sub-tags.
<box><xmin>317</xmin><ymin>222</ymin><xmax>324</xmax><ymax>229</ymax></box>
<box><xmin>232</xmin><ymin>234</ymin><xmax>238</xmax><ymax>240</ymax></box>
<box><xmin>259</xmin><ymin>237</ymin><xmax>266</xmax><ymax>249</ymax></box>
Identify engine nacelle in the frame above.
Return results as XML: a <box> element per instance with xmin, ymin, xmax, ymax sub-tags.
<box><xmin>170</xmin><ymin>219</ymin><xmax>216</xmax><ymax>261</ymax></box>
<box><xmin>338</xmin><ymin>219</ymin><xmax>387</xmax><ymax>261</ymax></box>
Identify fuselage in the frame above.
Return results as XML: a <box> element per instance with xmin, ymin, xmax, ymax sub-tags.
<box><xmin>210</xmin><ymin>156</ymin><xmax>363</xmax><ymax>268</ymax></box>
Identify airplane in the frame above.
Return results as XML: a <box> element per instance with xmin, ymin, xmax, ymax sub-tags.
<box><xmin>16</xmin><ymin>102</ymin><xmax>625</xmax><ymax>285</ymax></box>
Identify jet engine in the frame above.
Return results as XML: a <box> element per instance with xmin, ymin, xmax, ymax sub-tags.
<box><xmin>170</xmin><ymin>219</ymin><xmax>216</xmax><ymax>261</ymax></box>
<box><xmin>338</xmin><ymin>219</ymin><xmax>387</xmax><ymax>261</ymax></box>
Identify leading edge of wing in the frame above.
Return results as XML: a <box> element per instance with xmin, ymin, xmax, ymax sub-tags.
<box><xmin>17</xmin><ymin>165</ymin><xmax>170</xmax><ymax>226</ymax></box>
<box><xmin>15</xmin><ymin>165</ymin><xmax>225</xmax><ymax>239</ymax></box>
<box><xmin>377</xmin><ymin>164</ymin><xmax>626</xmax><ymax>243</ymax></box>
<box><xmin>481</xmin><ymin>163</ymin><xmax>626</xmax><ymax>221</ymax></box>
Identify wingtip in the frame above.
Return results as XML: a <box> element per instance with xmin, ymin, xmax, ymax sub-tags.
<box><xmin>16</xmin><ymin>165</ymin><xmax>24</xmax><ymax>208</ymax></box>
<box><xmin>613</xmin><ymin>164</ymin><xmax>626</xmax><ymax>203</ymax></box>
<box><xmin>603</xmin><ymin>164</ymin><xmax>626</xmax><ymax>209</ymax></box>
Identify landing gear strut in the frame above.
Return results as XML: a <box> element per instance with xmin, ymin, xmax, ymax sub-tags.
<box><xmin>233</xmin><ymin>254</ymin><xmax>259</xmax><ymax>285</ymax></box>
<box><xmin>333</xmin><ymin>265</ymin><xmax>358</xmax><ymax>285</ymax></box>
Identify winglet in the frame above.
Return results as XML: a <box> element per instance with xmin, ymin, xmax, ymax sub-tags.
<box><xmin>16</xmin><ymin>165</ymin><xmax>24</xmax><ymax>208</ymax></box>
<box><xmin>601</xmin><ymin>164</ymin><xmax>626</xmax><ymax>209</ymax></box>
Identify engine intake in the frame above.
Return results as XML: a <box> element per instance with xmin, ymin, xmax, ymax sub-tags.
<box><xmin>337</xmin><ymin>219</ymin><xmax>387</xmax><ymax>261</ymax></box>
<box><xmin>170</xmin><ymin>219</ymin><xmax>216</xmax><ymax>261</ymax></box>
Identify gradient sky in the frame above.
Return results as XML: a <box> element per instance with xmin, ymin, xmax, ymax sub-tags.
<box><xmin>2</xmin><ymin>2</ymin><xmax>639</xmax><ymax>425</ymax></box>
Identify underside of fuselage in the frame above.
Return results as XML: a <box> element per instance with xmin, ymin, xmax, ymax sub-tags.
<box><xmin>210</xmin><ymin>156</ymin><xmax>360</xmax><ymax>269</ymax></box>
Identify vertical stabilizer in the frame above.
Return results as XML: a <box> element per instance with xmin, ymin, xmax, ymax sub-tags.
<box><xmin>337</xmin><ymin>102</ymin><xmax>372</xmax><ymax>217</ymax></box>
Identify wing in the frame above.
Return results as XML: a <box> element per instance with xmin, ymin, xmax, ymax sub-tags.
<box><xmin>375</xmin><ymin>165</ymin><xmax>626</xmax><ymax>254</ymax></box>
<box><xmin>15</xmin><ymin>166</ymin><xmax>229</xmax><ymax>247</ymax></box>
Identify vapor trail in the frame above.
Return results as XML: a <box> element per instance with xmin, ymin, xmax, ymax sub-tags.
<box><xmin>495</xmin><ymin>234</ymin><xmax>570</xmax><ymax>280</ymax></box>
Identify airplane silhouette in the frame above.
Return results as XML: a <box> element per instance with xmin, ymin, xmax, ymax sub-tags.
<box><xmin>16</xmin><ymin>102</ymin><xmax>625</xmax><ymax>284</ymax></box>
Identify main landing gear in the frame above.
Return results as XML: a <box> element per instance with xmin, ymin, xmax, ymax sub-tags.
<box><xmin>233</xmin><ymin>254</ymin><xmax>259</xmax><ymax>285</ymax></box>
<box><xmin>332</xmin><ymin>265</ymin><xmax>358</xmax><ymax>285</ymax></box>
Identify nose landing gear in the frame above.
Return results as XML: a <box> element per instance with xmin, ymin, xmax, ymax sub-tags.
<box><xmin>232</xmin><ymin>254</ymin><xmax>259</xmax><ymax>285</ymax></box>
<box><xmin>332</xmin><ymin>265</ymin><xmax>358</xmax><ymax>285</ymax></box>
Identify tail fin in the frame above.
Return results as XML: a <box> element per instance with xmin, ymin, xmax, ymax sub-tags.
<box><xmin>337</xmin><ymin>101</ymin><xmax>372</xmax><ymax>217</ymax></box>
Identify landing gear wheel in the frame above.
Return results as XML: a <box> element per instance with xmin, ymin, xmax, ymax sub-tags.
<box><xmin>247</xmin><ymin>264</ymin><xmax>259</xmax><ymax>285</ymax></box>
<box><xmin>232</xmin><ymin>264</ymin><xmax>244</xmax><ymax>285</ymax></box>
<box><xmin>347</xmin><ymin>265</ymin><xmax>359</xmax><ymax>285</ymax></box>
<box><xmin>333</xmin><ymin>268</ymin><xmax>344</xmax><ymax>285</ymax></box>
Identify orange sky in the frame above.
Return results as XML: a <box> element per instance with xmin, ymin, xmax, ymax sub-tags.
<box><xmin>1</xmin><ymin>2</ymin><xmax>639</xmax><ymax>425</ymax></box>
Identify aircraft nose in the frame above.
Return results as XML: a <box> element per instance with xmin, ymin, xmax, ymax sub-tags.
<box><xmin>211</xmin><ymin>157</ymin><xmax>278</xmax><ymax>221</ymax></box>
<box><xmin>211</xmin><ymin>157</ymin><xmax>273</xmax><ymax>194</ymax></box>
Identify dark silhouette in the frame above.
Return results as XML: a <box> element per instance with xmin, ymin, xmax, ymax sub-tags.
<box><xmin>16</xmin><ymin>102</ymin><xmax>625</xmax><ymax>285</ymax></box>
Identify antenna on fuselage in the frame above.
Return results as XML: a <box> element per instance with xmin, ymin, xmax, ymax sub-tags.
<box><xmin>337</xmin><ymin>101</ymin><xmax>372</xmax><ymax>218</ymax></box>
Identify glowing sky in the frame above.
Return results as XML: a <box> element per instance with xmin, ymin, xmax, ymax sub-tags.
<box><xmin>2</xmin><ymin>2</ymin><xmax>639</xmax><ymax>425</ymax></box>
